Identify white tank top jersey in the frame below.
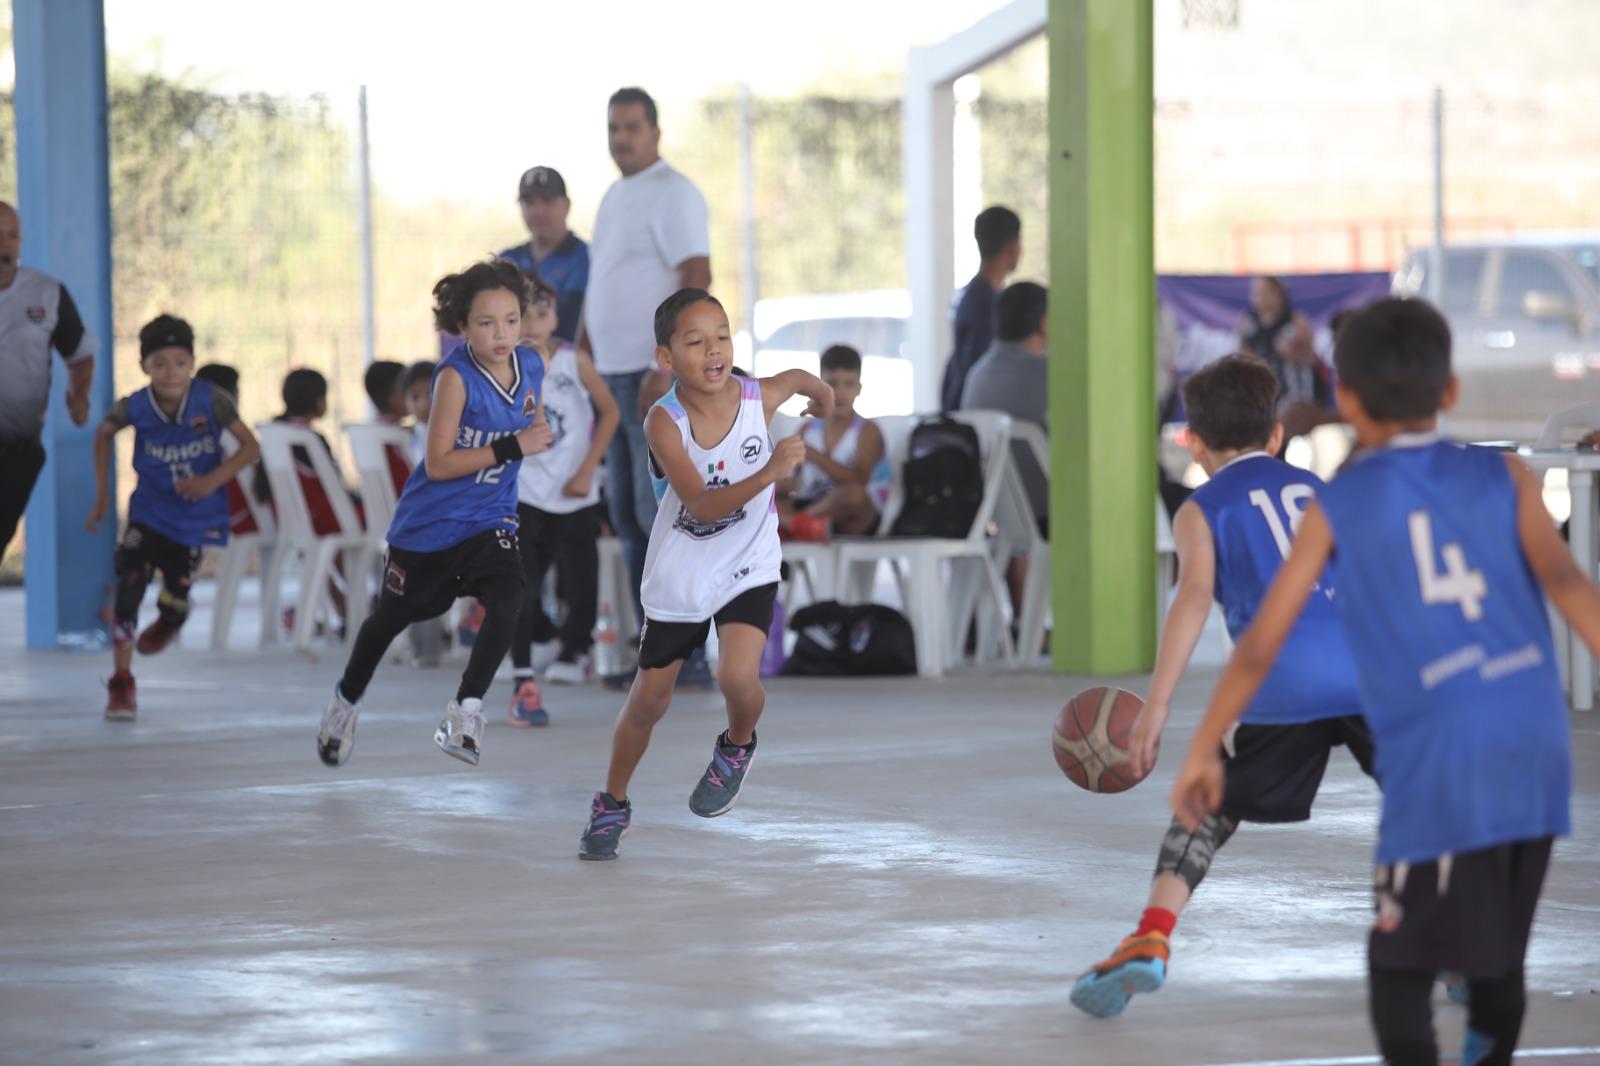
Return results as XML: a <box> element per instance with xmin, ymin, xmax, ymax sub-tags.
<box><xmin>796</xmin><ymin>415</ymin><xmax>893</xmax><ymax>509</ymax></box>
<box><xmin>517</xmin><ymin>343</ymin><xmax>599</xmax><ymax>514</ymax></box>
<box><xmin>640</xmin><ymin>376</ymin><xmax>782</xmax><ymax>623</ymax></box>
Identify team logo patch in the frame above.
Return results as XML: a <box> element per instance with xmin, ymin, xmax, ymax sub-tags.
<box><xmin>672</xmin><ymin>475</ymin><xmax>746</xmax><ymax>539</ymax></box>
<box><xmin>25</xmin><ymin>305</ymin><xmax>45</xmax><ymax>325</ymax></box>
<box><xmin>522</xmin><ymin>390</ymin><xmax>537</xmax><ymax>417</ymax></box>
<box><xmin>384</xmin><ymin>560</ymin><xmax>407</xmax><ymax>597</ymax></box>
<box><xmin>189</xmin><ymin>414</ymin><xmax>209</xmax><ymax>433</ymax></box>
<box><xmin>740</xmin><ymin>436</ymin><xmax>763</xmax><ymax>464</ymax></box>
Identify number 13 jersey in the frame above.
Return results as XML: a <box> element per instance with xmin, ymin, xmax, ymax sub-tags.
<box><xmin>1317</xmin><ymin>434</ymin><xmax>1570</xmax><ymax>863</ymax></box>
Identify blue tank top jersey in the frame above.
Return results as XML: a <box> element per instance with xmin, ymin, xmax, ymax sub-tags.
<box><xmin>385</xmin><ymin>343</ymin><xmax>545</xmax><ymax>553</ymax></box>
<box><xmin>1317</xmin><ymin>435</ymin><xmax>1570</xmax><ymax>864</ymax></box>
<box><xmin>125</xmin><ymin>378</ymin><xmax>230</xmax><ymax>547</ymax></box>
<box><xmin>1189</xmin><ymin>453</ymin><xmax>1361</xmax><ymax>725</ymax></box>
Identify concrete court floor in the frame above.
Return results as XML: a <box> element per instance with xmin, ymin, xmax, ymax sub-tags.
<box><xmin>2</xmin><ymin>585</ymin><xmax>1598</xmax><ymax>1066</ymax></box>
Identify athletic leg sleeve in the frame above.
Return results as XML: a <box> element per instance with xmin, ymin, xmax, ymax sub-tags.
<box><xmin>1153</xmin><ymin>813</ymin><xmax>1239</xmax><ymax>892</ymax></box>
<box><xmin>337</xmin><ymin>597</ymin><xmax>413</xmax><ymax>704</ymax></box>
<box><xmin>1368</xmin><ymin>965</ymin><xmax>1439</xmax><ymax>1066</ymax></box>
<box><xmin>1461</xmin><ymin>969</ymin><xmax>1525</xmax><ymax>1066</ymax></box>
<box><xmin>155</xmin><ymin>547</ymin><xmax>199</xmax><ymax>627</ymax></box>
<box><xmin>113</xmin><ymin>545</ymin><xmax>153</xmax><ymax>646</ymax></box>
<box><xmin>458</xmin><ymin>571</ymin><xmax>524</xmax><ymax>702</ymax></box>
<box><xmin>511</xmin><ymin>509</ymin><xmax>554</xmax><ymax>671</ymax></box>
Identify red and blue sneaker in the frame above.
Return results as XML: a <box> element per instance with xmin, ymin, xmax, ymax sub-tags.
<box><xmin>1069</xmin><ymin>931</ymin><xmax>1170</xmax><ymax>1018</ymax></box>
<box><xmin>506</xmin><ymin>679</ymin><xmax>550</xmax><ymax>727</ymax></box>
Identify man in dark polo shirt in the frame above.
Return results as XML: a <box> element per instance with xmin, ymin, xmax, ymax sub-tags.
<box><xmin>0</xmin><ymin>200</ymin><xmax>97</xmax><ymax>558</ymax></box>
<box><xmin>499</xmin><ymin>166</ymin><xmax>589</xmax><ymax>343</ymax></box>
<box><xmin>939</xmin><ymin>205</ymin><xmax>1021</xmax><ymax>414</ymax></box>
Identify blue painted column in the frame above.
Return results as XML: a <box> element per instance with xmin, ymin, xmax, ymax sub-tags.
<box><xmin>14</xmin><ymin>0</ymin><xmax>116</xmax><ymax>648</ymax></box>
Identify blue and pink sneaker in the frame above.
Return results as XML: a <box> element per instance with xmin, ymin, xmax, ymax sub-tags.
<box><xmin>688</xmin><ymin>731</ymin><xmax>756</xmax><ymax>818</ymax></box>
<box><xmin>578</xmin><ymin>792</ymin><xmax>632</xmax><ymax>861</ymax></box>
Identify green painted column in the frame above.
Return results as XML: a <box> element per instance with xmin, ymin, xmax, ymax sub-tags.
<box><xmin>1049</xmin><ymin>0</ymin><xmax>1156</xmax><ymax>674</ymax></box>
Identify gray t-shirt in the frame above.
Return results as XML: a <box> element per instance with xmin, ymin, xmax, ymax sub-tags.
<box><xmin>960</xmin><ymin>339</ymin><xmax>1048</xmax><ymax>525</ymax></box>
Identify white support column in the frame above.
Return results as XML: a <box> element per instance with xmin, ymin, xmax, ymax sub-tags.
<box><xmin>904</xmin><ymin>58</ymin><xmax>955</xmax><ymax>415</ymax></box>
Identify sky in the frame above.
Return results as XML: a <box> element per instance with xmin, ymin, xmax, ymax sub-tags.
<box><xmin>104</xmin><ymin>0</ymin><xmax>1013</xmax><ymax>207</ymax></box>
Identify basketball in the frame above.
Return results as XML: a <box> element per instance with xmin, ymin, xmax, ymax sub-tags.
<box><xmin>1052</xmin><ymin>687</ymin><xmax>1152</xmax><ymax>794</ymax></box>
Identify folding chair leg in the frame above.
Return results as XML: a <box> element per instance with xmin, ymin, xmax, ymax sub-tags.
<box><xmin>908</xmin><ymin>555</ymin><xmax>944</xmax><ymax>678</ymax></box>
<box><xmin>258</xmin><ymin>540</ymin><xmax>290</xmax><ymax>647</ymax></box>
<box><xmin>294</xmin><ymin>540</ymin><xmax>337</xmax><ymax>650</ymax></box>
<box><xmin>210</xmin><ymin>541</ymin><xmax>248</xmax><ymax>650</ymax></box>
<box><xmin>342</xmin><ymin>545</ymin><xmax>375</xmax><ymax>644</ymax></box>
<box><xmin>982</xmin><ymin>558</ymin><xmax>1017</xmax><ymax>666</ymax></box>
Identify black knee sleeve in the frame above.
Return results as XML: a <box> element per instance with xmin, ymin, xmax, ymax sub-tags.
<box><xmin>1369</xmin><ymin>966</ymin><xmax>1438</xmax><ymax>1066</ymax></box>
<box><xmin>113</xmin><ymin>557</ymin><xmax>152</xmax><ymax>643</ymax></box>
<box><xmin>1154</xmin><ymin>813</ymin><xmax>1239</xmax><ymax>892</ymax></box>
<box><xmin>1462</xmin><ymin>970</ymin><xmax>1525</xmax><ymax>1066</ymax></box>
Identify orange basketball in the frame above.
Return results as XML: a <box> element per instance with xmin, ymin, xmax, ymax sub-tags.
<box><xmin>1051</xmin><ymin>687</ymin><xmax>1152</xmax><ymax>794</ymax></box>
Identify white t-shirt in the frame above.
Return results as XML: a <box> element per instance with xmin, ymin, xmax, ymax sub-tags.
<box><xmin>583</xmin><ymin>158</ymin><xmax>710</xmax><ymax>376</ymax></box>
<box><xmin>517</xmin><ymin>343</ymin><xmax>599</xmax><ymax>514</ymax></box>
<box><xmin>640</xmin><ymin>376</ymin><xmax>781</xmax><ymax>622</ymax></box>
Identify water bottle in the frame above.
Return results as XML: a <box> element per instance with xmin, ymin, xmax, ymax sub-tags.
<box><xmin>594</xmin><ymin>603</ymin><xmax>621</xmax><ymax>677</ymax></box>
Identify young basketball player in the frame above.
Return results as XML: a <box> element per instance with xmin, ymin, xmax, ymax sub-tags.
<box><xmin>88</xmin><ymin>315</ymin><xmax>260</xmax><ymax>719</ymax></box>
<box><xmin>1070</xmin><ymin>353</ymin><xmax>1375</xmax><ymax>1018</ymax></box>
<box><xmin>1172</xmin><ymin>298</ymin><xmax>1588</xmax><ymax>1066</ymax></box>
<box><xmin>506</xmin><ymin>273</ymin><xmax>619</xmax><ymax>725</ymax></box>
<box><xmin>778</xmin><ymin>344</ymin><xmax>891</xmax><ymax>538</ymax></box>
<box><xmin>316</xmin><ymin>259</ymin><xmax>553</xmax><ymax>768</ymax></box>
<box><xmin>577</xmin><ymin>288</ymin><xmax>830</xmax><ymax>860</ymax></box>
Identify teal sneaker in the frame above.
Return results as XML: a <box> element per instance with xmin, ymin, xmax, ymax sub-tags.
<box><xmin>688</xmin><ymin>731</ymin><xmax>756</xmax><ymax>817</ymax></box>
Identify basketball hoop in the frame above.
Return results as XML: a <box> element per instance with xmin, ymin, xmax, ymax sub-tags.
<box><xmin>1181</xmin><ymin>0</ymin><xmax>1240</xmax><ymax>29</ymax></box>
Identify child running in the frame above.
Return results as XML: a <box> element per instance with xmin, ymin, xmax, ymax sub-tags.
<box><xmin>506</xmin><ymin>272</ymin><xmax>620</xmax><ymax>725</ymax></box>
<box><xmin>316</xmin><ymin>259</ymin><xmax>552</xmax><ymax>767</ymax></box>
<box><xmin>88</xmin><ymin>315</ymin><xmax>260</xmax><ymax>719</ymax></box>
<box><xmin>1172</xmin><ymin>298</ymin><xmax>1588</xmax><ymax>1066</ymax></box>
<box><xmin>778</xmin><ymin>343</ymin><xmax>890</xmax><ymax>538</ymax></box>
<box><xmin>577</xmin><ymin>288</ymin><xmax>830</xmax><ymax>860</ymax></box>
<box><xmin>1070</xmin><ymin>353</ymin><xmax>1374</xmax><ymax>1018</ymax></box>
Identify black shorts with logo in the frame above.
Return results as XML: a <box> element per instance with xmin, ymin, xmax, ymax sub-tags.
<box><xmin>378</xmin><ymin>526</ymin><xmax>524</xmax><ymax>625</ymax></box>
<box><xmin>1221</xmin><ymin>714</ymin><xmax>1376</xmax><ymax>823</ymax></box>
<box><xmin>637</xmin><ymin>582</ymin><xmax>779</xmax><ymax>671</ymax></box>
<box><xmin>1370</xmin><ymin>836</ymin><xmax>1552</xmax><ymax>978</ymax></box>
<box><xmin>114</xmin><ymin>522</ymin><xmax>202</xmax><ymax>589</ymax></box>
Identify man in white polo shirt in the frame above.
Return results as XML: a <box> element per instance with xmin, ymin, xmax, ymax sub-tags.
<box><xmin>581</xmin><ymin>86</ymin><xmax>711</xmax><ymax>633</ymax></box>
<box><xmin>0</xmin><ymin>200</ymin><xmax>97</xmax><ymax>559</ymax></box>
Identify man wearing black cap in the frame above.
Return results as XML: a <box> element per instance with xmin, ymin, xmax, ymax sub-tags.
<box><xmin>0</xmin><ymin>199</ymin><xmax>98</xmax><ymax>560</ymax></box>
<box><xmin>499</xmin><ymin>166</ymin><xmax>589</xmax><ymax>343</ymax></box>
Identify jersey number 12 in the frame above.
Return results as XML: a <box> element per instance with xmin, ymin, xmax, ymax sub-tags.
<box><xmin>1408</xmin><ymin>511</ymin><xmax>1487</xmax><ymax>621</ymax></box>
<box><xmin>1248</xmin><ymin>485</ymin><xmax>1314</xmax><ymax>559</ymax></box>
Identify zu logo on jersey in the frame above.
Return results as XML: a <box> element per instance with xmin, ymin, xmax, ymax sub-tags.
<box><xmin>740</xmin><ymin>436</ymin><xmax>763</xmax><ymax>463</ymax></box>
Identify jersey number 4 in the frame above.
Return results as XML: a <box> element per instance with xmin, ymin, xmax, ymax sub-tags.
<box><xmin>1408</xmin><ymin>511</ymin><xmax>1487</xmax><ymax>621</ymax></box>
<box><xmin>1248</xmin><ymin>485</ymin><xmax>1314</xmax><ymax>559</ymax></box>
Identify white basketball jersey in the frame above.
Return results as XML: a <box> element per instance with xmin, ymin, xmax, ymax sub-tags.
<box><xmin>640</xmin><ymin>376</ymin><xmax>782</xmax><ymax>622</ymax></box>
<box><xmin>517</xmin><ymin>343</ymin><xmax>599</xmax><ymax>514</ymax></box>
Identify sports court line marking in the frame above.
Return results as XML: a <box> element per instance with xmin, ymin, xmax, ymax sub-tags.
<box><xmin>1199</xmin><ymin>1047</ymin><xmax>1600</xmax><ymax>1066</ymax></box>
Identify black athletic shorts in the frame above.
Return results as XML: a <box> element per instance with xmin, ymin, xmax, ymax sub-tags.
<box><xmin>1369</xmin><ymin>837</ymin><xmax>1552</xmax><ymax>979</ymax></box>
<box><xmin>637</xmin><ymin>582</ymin><xmax>779</xmax><ymax>671</ymax></box>
<box><xmin>378</xmin><ymin>526</ymin><xmax>524</xmax><ymax>625</ymax></box>
<box><xmin>1220</xmin><ymin>714</ymin><xmax>1376</xmax><ymax>823</ymax></box>
<box><xmin>115</xmin><ymin>522</ymin><xmax>202</xmax><ymax>586</ymax></box>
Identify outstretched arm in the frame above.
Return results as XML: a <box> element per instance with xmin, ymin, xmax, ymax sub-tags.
<box><xmin>646</xmin><ymin>406</ymin><xmax>805</xmax><ymax>525</ymax></box>
<box><xmin>1511</xmin><ymin>455</ymin><xmax>1600</xmax><ymax>656</ymax></box>
<box><xmin>1171</xmin><ymin>502</ymin><xmax>1333</xmax><ymax>829</ymax></box>
<box><xmin>1130</xmin><ymin>501</ymin><xmax>1216</xmax><ymax>777</ymax></box>
<box><xmin>761</xmin><ymin>369</ymin><xmax>833</xmax><ymax>423</ymax></box>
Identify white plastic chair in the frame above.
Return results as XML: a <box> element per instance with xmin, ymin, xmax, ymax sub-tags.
<box><xmin>836</xmin><ymin>411</ymin><xmax>1016</xmax><ymax>677</ymax></box>
<box><xmin>1535</xmin><ymin>402</ymin><xmax>1600</xmax><ymax>450</ymax></box>
<box><xmin>255</xmin><ymin>422</ymin><xmax>374</xmax><ymax>650</ymax></box>
<box><xmin>209</xmin><ymin>433</ymin><xmax>279</xmax><ymax>650</ymax></box>
<box><xmin>1003</xmin><ymin>421</ymin><xmax>1052</xmax><ymax>662</ymax></box>
<box><xmin>344</xmin><ymin>422</ymin><xmax>413</xmax><ymax>552</ymax></box>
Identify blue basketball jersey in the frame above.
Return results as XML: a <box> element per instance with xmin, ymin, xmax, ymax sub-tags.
<box><xmin>1317</xmin><ymin>435</ymin><xmax>1570</xmax><ymax>864</ymax></box>
<box><xmin>385</xmin><ymin>343</ymin><xmax>544</xmax><ymax>552</ymax></box>
<box><xmin>125</xmin><ymin>378</ymin><xmax>230</xmax><ymax>547</ymax></box>
<box><xmin>1189</xmin><ymin>453</ymin><xmax>1361</xmax><ymax>725</ymax></box>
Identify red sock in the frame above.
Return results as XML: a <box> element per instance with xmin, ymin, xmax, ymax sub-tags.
<box><xmin>1137</xmin><ymin>907</ymin><xmax>1177</xmax><ymax>939</ymax></box>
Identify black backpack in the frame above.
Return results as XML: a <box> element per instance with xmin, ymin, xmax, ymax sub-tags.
<box><xmin>889</xmin><ymin>416</ymin><xmax>983</xmax><ymax>539</ymax></box>
<box><xmin>782</xmin><ymin>601</ymin><xmax>917</xmax><ymax>676</ymax></box>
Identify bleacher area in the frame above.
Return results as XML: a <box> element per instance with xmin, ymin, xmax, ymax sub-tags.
<box><xmin>2</xmin><ymin>584</ymin><xmax>1598</xmax><ymax>1064</ymax></box>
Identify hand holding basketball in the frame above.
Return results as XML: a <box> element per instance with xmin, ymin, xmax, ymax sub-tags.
<box><xmin>1171</xmin><ymin>749</ymin><xmax>1225</xmax><ymax>830</ymax></box>
<box><xmin>1052</xmin><ymin>687</ymin><xmax>1152</xmax><ymax>794</ymax></box>
<box><xmin>1128</xmin><ymin>700</ymin><xmax>1169</xmax><ymax>779</ymax></box>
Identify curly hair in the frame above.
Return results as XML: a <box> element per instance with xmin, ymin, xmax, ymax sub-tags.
<box><xmin>431</xmin><ymin>259</ymin><xmax>530</xmax><ymax>334</ymax></box>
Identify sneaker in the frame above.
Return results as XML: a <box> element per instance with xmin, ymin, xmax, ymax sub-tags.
<box><xmin>578</xmin><ymin>791</ymin><xmax>632</xmax><ymax>861</ymax></box>
<box><xmin>544</xmin><ymin>655</ymin><xmax>591</xmax><ymax>686</ymax></box>
<box><xmin>529</xmin><ymin>638</ymin><xmax>561</xmax><ymax>673</ymax></box>
<box><xmin>105</xmin><ymin>671</ymin><xmax>137</xmax><ymax>721</ymax></box>
<box><xmin>688</xmin><ymin>732</ymin><xmax>756</xmax><ymax>818</ymax></box>
<box><xmin>435</xmin><ymin>697</ymin><xmax>486</xmax><ymax>765</ymax></box>
<box><xmin>506</xmin><ymin>679</ymin><xmax>550</xmax><ymax>728</ymax></box>
<box><xmin>1069</xmin><ymin>932</ymin><xmax>1170</xmax><ymax>1019</ymax></box>
<box><xmin>316</xmin><ymin>684</ymin><xmax>361</xmax><ymax>767</ymax></box>
<box><xmin>456</xmin><ymin>600</ymin><xmax>486</xmax><ymax>649</ymax></box>
<box><xmin>1440</xmin><ymin>971</ymin><xmax>1470</xmax><ymax>1007</ymax></box>
<box><xmin>135</xmin><ymin>617</ymin><xmax>183</xmax><ymax>656</ymax></box>
<box><xmin>677</xmin><ymin>646</ymin><xmax>714</xmax><ymax>689</ymax></box>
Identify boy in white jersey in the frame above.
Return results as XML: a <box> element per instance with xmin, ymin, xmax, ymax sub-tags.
<box><xmin>578</xmin><ymin>288</ymin><xmax>831</xmax><ymax>860</ymax></box>
<box><xmin>778</xmin><ymin>343</ymin><xmax>890</xmax><ymax>538</ymax></box>
<box><xmin>506</xmin><ymin>273</ymin><xmax>619</xmax><ymax>725</ymax></box>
